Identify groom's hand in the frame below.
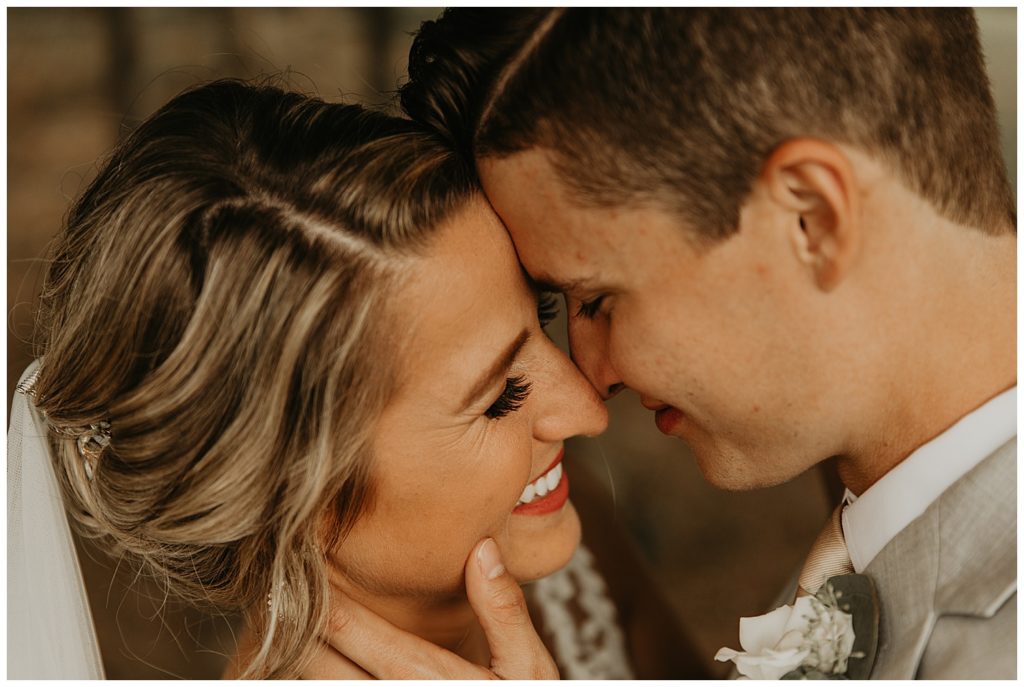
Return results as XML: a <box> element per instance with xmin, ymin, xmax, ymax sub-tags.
<box><xmin>316</xmin><ymin>538</ymin><xmax>559</xmax><ymax>679</ymax></box>
<box><xmin>465</xmin><ymin>538</ymin><xmax>559</xmax><ymax>679</ymax></box>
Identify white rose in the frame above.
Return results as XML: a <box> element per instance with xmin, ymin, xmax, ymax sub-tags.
<box><xmin>715</xmin><ymin>596</ymin><xmax>856</xmax><ymax>679</ymax></box>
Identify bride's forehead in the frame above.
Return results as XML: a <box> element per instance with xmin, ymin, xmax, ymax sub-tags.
<box><xmin>406</xmin><ymin>203</ymin><xmax>523</xmax><ymax>302</ymax></box>
<box><xmin>388</xmin><ymin>209</ymin><xmax>526</xmax><ymax>356</ymax></box>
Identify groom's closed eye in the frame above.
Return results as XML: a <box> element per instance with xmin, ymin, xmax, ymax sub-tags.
<box><xmin>531</xmin><ymin>274</ymin><xmax>607</xmax><ymax>308</ymax></box>
<box><xmin>575</xmin><ymin>295</ymin><xmax>606</xmax><ymax>319</ymax></box>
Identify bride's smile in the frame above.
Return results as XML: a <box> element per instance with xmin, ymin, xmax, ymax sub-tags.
<box><xmin>513</xmin><ymin>447</ymin><xmax>567</xmax><ymax>513</ymax></box>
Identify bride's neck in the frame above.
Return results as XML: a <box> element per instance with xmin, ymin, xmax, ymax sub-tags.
<box><xmin>334</xmin><ymin>577</ymin><xmax>489</xmax><ymax>664</ymax></box>
<box><xmin>224</xmin><ymin>580</ymin><xmax>489</xmax><ymax>679</ymax></box>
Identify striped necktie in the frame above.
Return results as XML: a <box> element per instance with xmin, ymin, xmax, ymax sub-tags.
<box><xmin>796</xmin><ymin>503</ymin><xmax>854</xmax><ymax>599</ymax></box>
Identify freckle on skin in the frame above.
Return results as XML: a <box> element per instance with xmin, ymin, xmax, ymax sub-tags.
<box><xmin>752</xmin><ymin>404</ymin><xmax>760</xmax><ymax>413</ymax></box>
<box><xmin>755</xmin><ymin>264</ymin><xmax>770</xmax><ymax>279</ymax></box>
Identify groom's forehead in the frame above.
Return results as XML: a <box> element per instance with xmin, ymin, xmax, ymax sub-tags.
<box><xmin>482</xmin><ymin>148</ymin><xmax>665</xmax><ymax>270</ymax></box>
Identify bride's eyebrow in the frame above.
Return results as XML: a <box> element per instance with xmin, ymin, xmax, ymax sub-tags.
<box><xmin>461</xmin><ymin>328</ymin><xmax>531</xmax><ymax>409</ymax></box>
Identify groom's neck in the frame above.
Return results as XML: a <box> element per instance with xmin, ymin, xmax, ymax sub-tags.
<box><xmin>835</xmin><ymin>216</ymin><xmax>1016</xmax><ymax>496</ymax></box>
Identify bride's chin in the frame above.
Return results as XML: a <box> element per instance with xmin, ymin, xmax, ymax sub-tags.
<box><xmin>503</xmin><ymin>502</ymin><xmax>582</xmax><ymax>583</ymax></box>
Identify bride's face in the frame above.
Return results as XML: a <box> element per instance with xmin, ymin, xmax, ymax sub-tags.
<box><xmin>330</xmin><ymin>197</ymin><xmax>608</xmax><ymax>599</ymax></box>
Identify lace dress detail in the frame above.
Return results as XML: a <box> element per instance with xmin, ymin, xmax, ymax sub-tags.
<box><xmin>527</xmin><ymin>544</ymin><xmax>635</xmax><ymax>679</ymax></box>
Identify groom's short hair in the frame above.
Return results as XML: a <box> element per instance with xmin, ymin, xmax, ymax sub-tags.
<box><xmin>401</xmin><ymin>8</ymin><xmax>1015</xmax><ymax>240</ymax></box>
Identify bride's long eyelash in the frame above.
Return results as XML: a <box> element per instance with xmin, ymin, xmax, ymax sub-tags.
<box><xmin>485</xmin><ymin>375</ymin><xmax>532</xmax><ymax>420</ymax></box>
<box><xmin>537</xmin><ymin>292</ymin><xmax>559</xmax><ymax>328</ymax></box>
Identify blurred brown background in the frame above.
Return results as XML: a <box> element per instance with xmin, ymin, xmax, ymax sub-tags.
<box><xmin>7</xmin><ymin>7</ymin><xmax>1016</xmax><ymax>679</ymax></box>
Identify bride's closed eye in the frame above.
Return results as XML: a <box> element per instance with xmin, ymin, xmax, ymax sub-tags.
<box><xmin>483</xmin><ymin>292</ymin><xmax>560</xmax><ymax>421</ymax></box>
<box><xmin>537</xmin><ymin>292</ymin><xmax>560</xmax><ymax>329</ymax></box>
<box><xmin>485</xmin><ymin>375</ymin><xmax>532</xmax><ymax>419</ymax></box>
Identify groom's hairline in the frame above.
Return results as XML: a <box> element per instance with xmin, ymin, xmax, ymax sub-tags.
<box><xmin>474</xmin><ymin>8</ymin><xmax>566</xmax><ymax>146</ymax></box>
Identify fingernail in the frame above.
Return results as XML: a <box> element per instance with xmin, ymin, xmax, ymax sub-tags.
<box><xmin>477</xmin><ymin>538</ymin><xmax>505</xmax><ymax>580</ymax></box>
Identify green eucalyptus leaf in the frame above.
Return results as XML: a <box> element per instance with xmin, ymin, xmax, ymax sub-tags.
<box><xmin>823</xmin><ymin>574</ymin><xmax>879</xmax><ymax>680</ymax></box>
<box><xmin>807</xmin><ymin>669</ymin><xmax>843</xmax><ymax>679</ymax></box>
<box><xmin>782</xmin><ymin>667</ymin><xmax>845</xmax><ymax>680</ymax></box>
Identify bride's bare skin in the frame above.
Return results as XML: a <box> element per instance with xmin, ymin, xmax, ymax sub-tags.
<box><xmin>227</xmin><ymin>199</ymin><xmax>607</xmax><ymax>678</ymax></box>
<box><xmin>293</xmin><ymin>456</ymin><xmax>710</xmax><ymax>680</ymax></box>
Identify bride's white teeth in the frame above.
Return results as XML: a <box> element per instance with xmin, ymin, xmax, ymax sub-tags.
<box><xmin>546</xmin><ymin>467</ymin><xmax>560</xmax><ymax>491</ymax></box>
<box><xmin>520</xmin><ymin>483</ymin><xmax>536</xmax><ymax>504</ymax></box>
<box><xmin>535</xmin><ymin>478</ymin><xmax>549</xmax><ymax>498</ymax></box>
<box><xmin>517</xmin><ymin>461</ymin><xmax>565</xmax><ymax>506</ymax></box>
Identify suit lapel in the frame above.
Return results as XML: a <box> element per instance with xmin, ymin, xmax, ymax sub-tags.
<box><xmin>864</xmin><ymin>439</ymin><xmax>1016</xmax><ymax>679</ymax></box>
<box><xmin>932</xmin><ymin>439</ymin><xmax>1016</xmax><ymax>618</ymax></box>
<box><xmin>863</xmin><ymin>500</ymin><xmax>941</xmax><ymax>678</ymax></box>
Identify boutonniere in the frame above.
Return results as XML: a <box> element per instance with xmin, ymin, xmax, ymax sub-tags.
<box><xmin>715</xmin><ymin>574</ymin><xmax>879</xmax><ymax>680</ymax></box>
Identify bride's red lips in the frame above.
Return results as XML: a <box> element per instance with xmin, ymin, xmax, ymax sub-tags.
<box><xmin>531</xmin><ymin>448</ymin><xmax>564</xmax><ymax>484</ymax></box>
<box><xmin>512</xmin><ymin>448</ymin><xmax>568</xmax><ymax>516</ymax></box>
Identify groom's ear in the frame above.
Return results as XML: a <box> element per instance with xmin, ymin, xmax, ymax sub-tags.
<box><xmin>760</xmin><ymin>139</ymin><xmax>860</xmax><ymax>292</ymax></box>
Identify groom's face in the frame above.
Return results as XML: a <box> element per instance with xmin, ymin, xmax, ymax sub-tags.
<box><xmin>480</xmin><ymin>149</ymin><xmax>845</xmax><ymax>490</ymax></box>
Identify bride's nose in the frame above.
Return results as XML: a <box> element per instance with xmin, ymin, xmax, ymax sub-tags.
<box><xmin>531</xmin><ymin>345</ymin><xmax>609</xmax><ymax>442</ymax></box>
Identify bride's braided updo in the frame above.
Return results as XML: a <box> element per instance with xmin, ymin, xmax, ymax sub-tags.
<box><xmin>31</xmin><ymin>79</ymin><xmax>476</xmax><ymax>678</ymax></box>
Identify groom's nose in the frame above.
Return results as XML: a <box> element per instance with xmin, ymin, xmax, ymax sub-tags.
<box><xmin>568</xmin><ymin>316</ymin><xmax>624</xmax><ymax>401</ymax></box>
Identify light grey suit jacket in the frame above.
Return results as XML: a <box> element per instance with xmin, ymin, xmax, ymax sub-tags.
<box><xmin>865</xmin><ymin>438</ymin><xmax>1016</xmax><ymax>679</ymax></box>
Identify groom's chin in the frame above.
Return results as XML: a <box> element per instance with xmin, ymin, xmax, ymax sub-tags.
<box><xmin>692</xmin><ymin>449</ymin><xmax>796</xmax><ymax>492</ymax></box>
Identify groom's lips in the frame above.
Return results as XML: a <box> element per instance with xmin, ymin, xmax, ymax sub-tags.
<box><xmin>654</xmin><ymin>406</ymin><xmax>686</xmax><ymax>435</ymax></box>
<box><xmin>641</xmin><ymin>396</ymin><xmax>686</xmax><ymax>435</ymax></box>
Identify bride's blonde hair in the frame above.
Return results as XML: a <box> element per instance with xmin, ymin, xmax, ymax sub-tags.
<box><xmin>31</xmin><ymin>79</ymin><xmax>477</xmax><ymax>678</ymax></box>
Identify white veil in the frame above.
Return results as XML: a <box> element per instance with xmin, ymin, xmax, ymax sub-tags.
<box><xmin>8</xmin><ymin>361</ymin><xmax>104</xmax><ymax>678</ymax></box>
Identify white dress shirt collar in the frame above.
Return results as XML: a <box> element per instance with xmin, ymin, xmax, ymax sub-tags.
<box><xmin>841</xmin><ymin>386</ymin><xmax>1017</xmax><ymax>572</ymax></box>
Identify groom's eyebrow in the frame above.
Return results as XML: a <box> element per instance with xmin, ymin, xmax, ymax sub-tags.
<box><xmin>462</xmin><ymin>328</ymin><xmax>531</xmax><ymax>409</ymax></box>
<box><xmin>526</xmin><ymin>272</ymin><xmax>596</xmax><ymax>295</ymax></box>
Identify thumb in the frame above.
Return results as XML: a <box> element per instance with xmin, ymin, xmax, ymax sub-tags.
<box><xmin>465</xmin><ymin>538</ymin><xmax>559</xmax><ymax>680</ymax></box>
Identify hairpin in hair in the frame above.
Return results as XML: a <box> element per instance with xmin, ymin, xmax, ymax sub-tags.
<box><xmin>15</xmin><ymin>367</ymin><xmax>41</xmax><ymax>397</ymax></box>
<box><xmin>16</xmin><ymin>364</ymin><xmax>109</xmax><ymax>481</ymax></box>
<box><xmin>266</xmin><ymin>581</ymin><xmax>295</xmax><ymax>624</ymax></box>
<box><xmin>75</xmin><ymin>423</ymin><xmax>111</xmax><ymax>481</ymax></box>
